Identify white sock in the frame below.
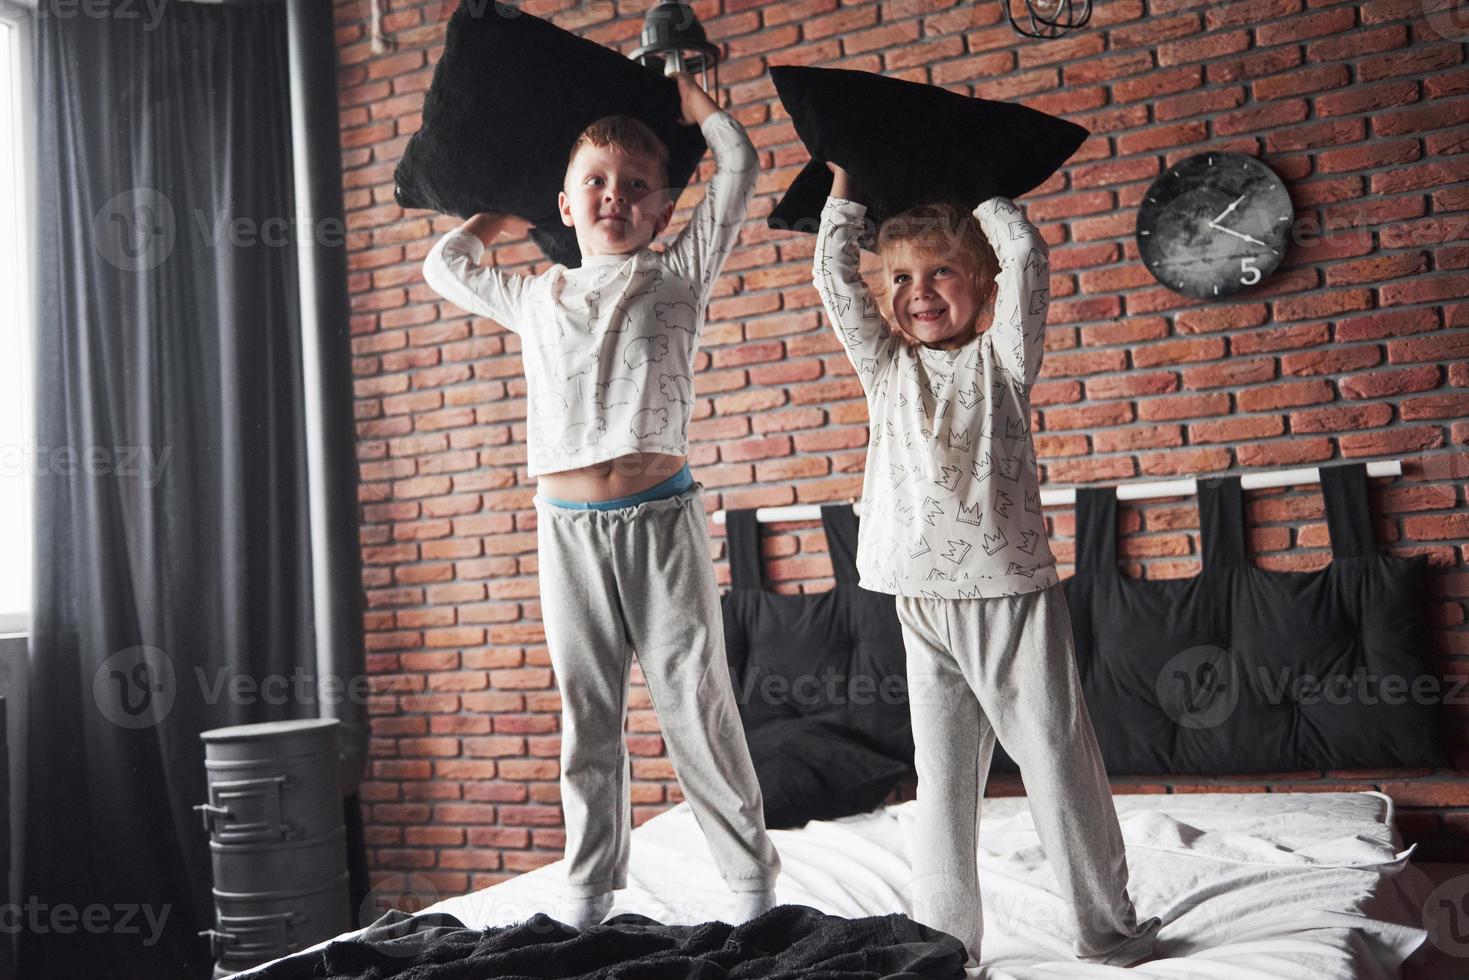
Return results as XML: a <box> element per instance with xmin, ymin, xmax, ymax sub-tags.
<box><xmin>730</xmin><ymin>887</ymin><xmax>777</xmax><ymax>923</ymax></box>
<box><xmin>558</xmin><ymin>890</ymin><xmax>613</xmax><ymax>929</ymax></box>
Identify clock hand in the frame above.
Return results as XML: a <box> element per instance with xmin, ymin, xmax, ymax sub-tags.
<box><xmin>1208</xmin><ymin>221</ymin><xmax>1267</xmax><ymax>248</ymax></box>
<box><xmin>1210</xmin><ymin>194</ymin><xmax>1245</xmax><ymax>226</ymax></box>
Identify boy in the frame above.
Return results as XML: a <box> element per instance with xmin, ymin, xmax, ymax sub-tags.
<box><xmin>422</xmin><ymin>74</ymin><xmax>780</xmax><ymax>929</ymax></box>
<box><xmin>812</xmin><ymin>163</ymin><xmax>1161</xmax><ymax>968</ymax></box>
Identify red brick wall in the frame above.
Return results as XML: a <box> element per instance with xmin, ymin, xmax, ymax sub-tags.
<box><xmin>335</xmin><ymin>0</ymin><xmax>1469</xmax><ymax>898</ymax></box>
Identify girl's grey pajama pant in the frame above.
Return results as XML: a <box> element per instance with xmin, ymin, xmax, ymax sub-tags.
<box><xmin>895</xmin><ymin>581</ymin><xmax>1157</xmax><ymax>962</ymax></box>
<box><xmin>533</xmin><ymin>483</ymin><xmax>781</xmax><ymax>899</ymax></box>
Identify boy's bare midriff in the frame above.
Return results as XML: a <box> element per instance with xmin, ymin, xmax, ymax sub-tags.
<box><xmin>538</xmin><ymin>451</ymin><xmax>687</xmax><ymax>502</ymax></box>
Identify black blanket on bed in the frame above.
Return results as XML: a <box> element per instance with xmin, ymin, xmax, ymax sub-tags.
<box><xmin>244</xmin><ymin>904</ymin><xmax>966</xmax><ymax>980</ymax></box>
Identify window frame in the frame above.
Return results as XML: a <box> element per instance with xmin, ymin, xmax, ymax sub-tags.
<box><xmin>0</xmin><ymin>0</ymin><xmax>35</xmax><ymax>637</ymax></box>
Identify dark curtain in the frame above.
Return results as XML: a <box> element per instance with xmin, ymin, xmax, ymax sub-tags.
<box><xmin>23</xmin><ymin>4</ymin><xmax>365</xmax><ymax>978</ymax></box>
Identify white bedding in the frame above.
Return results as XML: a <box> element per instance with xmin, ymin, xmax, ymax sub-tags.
<box><xmin>235</xmin><ymin>790</ymin><xmax>1433</xmax><ymax>979</ymax></box>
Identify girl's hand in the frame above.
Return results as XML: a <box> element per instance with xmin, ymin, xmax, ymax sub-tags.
<box><xmin>825</xmin><ymin>160</ymin><xmax>856</xmax><ymax>202</ymax></box>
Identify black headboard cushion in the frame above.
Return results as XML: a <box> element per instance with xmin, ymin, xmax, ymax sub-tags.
<box><xmin>1007</xmin><ymin>462</ymin><xmax>1446</xmax><ymax>776</ymax></box>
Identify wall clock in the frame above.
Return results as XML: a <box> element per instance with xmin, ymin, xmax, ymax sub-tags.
<box><xmin>1135</xmin><ymin>152</ymin><xmax>1293</xmax><ymax>300</ymax></box>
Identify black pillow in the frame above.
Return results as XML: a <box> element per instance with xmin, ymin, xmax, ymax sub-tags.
<box><xmin>767</xmin><ymin>65</ymin><xmax>1089</xmax><ymax>248</ymax></box>
<box><xmin>722</xmin><ymin>506</ymin><xmax>914</xmax><ymax>766</ymax></box>
<box><xmin>721</xmin><ymin>506</ymin><xmax>914</xmax><ymax>830</ymax></box>
<box><xmin>393</xmin><ymin>0</ymin><xmax>709</xmax><ymax>268</ymax></box>
<box><xmin>745</xmin><ymin>719</ymin><xmax>910</xmax><ymax>830</ymax></box>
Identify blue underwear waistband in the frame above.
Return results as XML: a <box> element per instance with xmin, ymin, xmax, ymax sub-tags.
<box><xmin>537</xmin><ymin>462</ymin><xmax>693</xmax><ymax>511</ymax></box>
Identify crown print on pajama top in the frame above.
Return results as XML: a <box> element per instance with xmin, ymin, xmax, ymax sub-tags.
<box><xmin>813</xmin><ymin>195</ymin><xmax>1060</xmax><ymax>600</ymax></box>
<box><xmin>422</xmin><ymin>110</ymin><xmax>757</xmax><ymax>477</ymax></box>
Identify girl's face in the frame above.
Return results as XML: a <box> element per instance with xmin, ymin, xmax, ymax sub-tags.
<box><xmin>883</xmin><ymin>243</ymin><xmax>994</xmax><ymax>350</ymax></box>
<box><xmin>558</xmin><ymin>144</ymin><xmax>674</xmax><ymax>257</ymax></box>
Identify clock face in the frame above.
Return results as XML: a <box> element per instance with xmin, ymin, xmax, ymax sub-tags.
<box><xmin>1136</xmin><ymin>152</ymin><xmax>1293</xmax><ymax>300</ymax></box>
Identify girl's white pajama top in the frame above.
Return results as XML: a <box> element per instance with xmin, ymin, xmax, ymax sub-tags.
<box><xmin>813</xmin><ymin>194</ymin><xmax>1060</xmax><ymax>600</ymax></box>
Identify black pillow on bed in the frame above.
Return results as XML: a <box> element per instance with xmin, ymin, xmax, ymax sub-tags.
<box><xmin>745</xmin><ymin>720</ymin><xmax>910</xmax><ymax>830</ymax></box>
<box><xmin>722</xmin><ymin>506</ymin><xmax>915</xmax><ymax>829</ymax></box>
<box><xmin>722</xmin><ymin>506</ymin><xmax>915</xmax><ymax>766</ymax></box>
<box><xmin>392</xmin><ymin>0</ymin><xmax>709</xmax><ymax>268</ymax></box>
<box><xmin>766</xmin><ymin>65</ymin><xmax>1089</xmax><ymax>248</ymax></box>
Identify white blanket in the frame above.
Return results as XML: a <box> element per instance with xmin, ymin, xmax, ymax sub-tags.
<box><xmin>234</xmin><ymin>790</ymin><xmax>1433</xmax><ymax>979</ymax></box>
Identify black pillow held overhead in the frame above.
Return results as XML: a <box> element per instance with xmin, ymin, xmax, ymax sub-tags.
<box><xmin>766</xmin><ymin>65</ymin><xmax>1089</xmax><ymax>248</ymax></box>
<box><xmin>393</xmin><ymin>0</ymin><xmax>709</xmax><ymax>268</ymax></box>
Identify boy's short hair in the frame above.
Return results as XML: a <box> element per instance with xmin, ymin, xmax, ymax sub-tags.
<box><xmin>872</xmin><ymin>203</ymin><xmax>1000</xmax><ymax>330</ymax></box>
<box><xmin>565</xmin><ymin>114</ymin><xmax>671</xmax><ymax>189</ymax></box>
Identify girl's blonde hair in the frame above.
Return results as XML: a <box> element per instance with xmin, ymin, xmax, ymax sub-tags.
<box><xmin>872</xmin><ymin>203</ymin><xmax>1000</xmax><ymax>344</ymax></box>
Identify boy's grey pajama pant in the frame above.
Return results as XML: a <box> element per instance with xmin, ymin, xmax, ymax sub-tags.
<box><xmin>895</xmin><ymin>581</ymin><xmax>1154</xmax><ymax>961</ymax></box>
<box><xmin>533</xmin><ymin>483</ymin><xmax>781</xmax><ymax>899</ymax></box>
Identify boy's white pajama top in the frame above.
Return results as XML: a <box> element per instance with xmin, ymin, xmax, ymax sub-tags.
<box><xmin>813</xmin><ymin>195</ymin><xmax>1060</xmax><ymax>599</ymax></box>
<box><xmin>422</xmin><ymin>110</ymin><xmax>757</xmax><ymax>477</ymax></box>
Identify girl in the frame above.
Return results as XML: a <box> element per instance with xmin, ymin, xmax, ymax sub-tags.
<box><xmin>811</xmin><ymin>162</ymin><xmax>1161</xmax><ymax>969</ymax></box>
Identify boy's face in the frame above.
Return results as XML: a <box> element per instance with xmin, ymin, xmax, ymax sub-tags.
<box><xmin>558</xmin><ymin>144</ymin><xmax>675</xmax><ymax>258</ymax></box>
<box><xmin>883</xmin><ymin>243</ymin><xmax>993</xmax><ymax>351</ymax></box>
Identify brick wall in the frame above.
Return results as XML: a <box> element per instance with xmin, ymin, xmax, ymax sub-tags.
<box><xmin>335</xmin><ymin>0</ymin><xmax>1469</xmax><ymax>899</ymax></box>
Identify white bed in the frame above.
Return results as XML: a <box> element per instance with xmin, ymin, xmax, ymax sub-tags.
<box><xmin>234</xmin><ymin>790</ymin><xmax>1435</xmax><ymax>979</ymax></box>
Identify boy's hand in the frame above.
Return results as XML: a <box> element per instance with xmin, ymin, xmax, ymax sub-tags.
<box><xmin>672</xmin><ymin>71</ymin><xmax>718</xmax><ymax>126</ymax></box>
<box><xmin>826</xmin><ymin>160</ymin><xmax>856</xmax><ymax>202</ymax></box>
<box><xmin>461</xmin><ymin>211</ymin><xmax>531</xmax><ymax>248</ymax></box>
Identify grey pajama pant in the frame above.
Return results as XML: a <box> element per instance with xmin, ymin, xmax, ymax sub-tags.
<box><xmin>533</xmin><ymin>483</ymin><xmax>781</xmax><ymax>899</ymax></box>
<box><xmin>895</xmin><ymin>581</ymin><xmax>1157</xmax><ymax>962</ymax></box>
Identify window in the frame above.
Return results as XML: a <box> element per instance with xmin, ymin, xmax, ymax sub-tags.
<box><xmin>0</xmin><ymin>5</ymin><xmax>32</xmax><ymax>635</ymax></box>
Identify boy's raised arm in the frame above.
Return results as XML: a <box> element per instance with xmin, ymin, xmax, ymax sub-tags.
<box><xmin>661</xmin><ymin>75</ymin><xmax>758</xmax><ymax>294</ymax></box>
<box><xmin>974</xmin><ymin>197</ymin><xmax>1050</xmax><ymax>389</ymax></box>
<box><xmin>423</xmin><ymin>215</ymin><xmax>539</xmax><ymax>332</ymax></box>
